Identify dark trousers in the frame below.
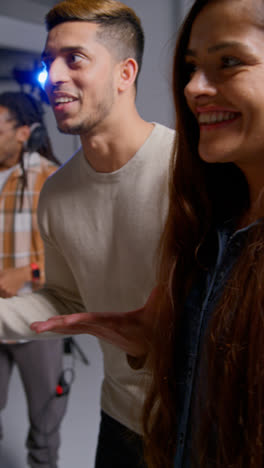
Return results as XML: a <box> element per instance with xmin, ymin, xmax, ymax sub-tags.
<box><xmin>0</xmin><ymin>340</ymin><xmax>68</xmax><ymax>468</ymax></box>
<box><xmin>95</xmin><ymin>410</ymin><xmax>147</xmax><ymax>468</ymax></box>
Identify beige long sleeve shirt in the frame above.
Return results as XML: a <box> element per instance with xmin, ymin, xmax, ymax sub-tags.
<box><xmin>0</xmin><ymin>123</ymin><xmax>175</xmax><ymax>433</ymax></box>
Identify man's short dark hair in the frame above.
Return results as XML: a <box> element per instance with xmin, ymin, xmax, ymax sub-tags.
<box><xmin>46</xmin><ymin>0</ymin><xmax>145</xmax><ymax>88</ymax></box>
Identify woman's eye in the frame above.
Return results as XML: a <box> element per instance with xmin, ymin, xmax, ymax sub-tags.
<box><xmin>185</xmin><ymin>62</ymin><xmax>197</xmax><ymax>79</ymax></box>
<box><xmin>222</xmin><ymin>56</ymin><xmax>242</xmax><ymax>68</ymax></box>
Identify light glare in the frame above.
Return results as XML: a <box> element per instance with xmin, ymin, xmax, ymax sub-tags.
<box><xmin>37</xmin><ymin>69</ymin><xmax>48</xmax><ymax>88</ymax></box>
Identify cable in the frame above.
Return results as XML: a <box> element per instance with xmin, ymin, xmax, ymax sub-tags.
<box><xmin>63</xmin><ymin>337</ymin><xmax>90</xmax><ymax>366</ymax></box>
<box><xmin>55</xmin><ymin>367</ymin><xmax>75</xmax><ymax>397</ymax></box>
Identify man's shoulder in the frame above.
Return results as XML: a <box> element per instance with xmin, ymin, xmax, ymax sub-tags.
<box><xmin>149</xmin><ymin>122</ymin><xmax>175</xmax><ymax>151</ymax></box>
<box><xmin>41</xmin><ymin>149</ymin><xmax>82</xmax><ymax>191</ymax></box>
<box><xmin>153</xmin><ymin>122</ymin><xmax>175</xmax><ymax>137</ymax></box>
<box><xmin>140</xmin><ymin>123</ymin><xmax>175</xmax><ymax>167</ymax></box>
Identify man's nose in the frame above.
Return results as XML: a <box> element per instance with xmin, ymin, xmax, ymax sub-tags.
<box><xmin>46</xmin><ymin>58</ymin><xmax>69</xmax><ymax>87</ymax></box>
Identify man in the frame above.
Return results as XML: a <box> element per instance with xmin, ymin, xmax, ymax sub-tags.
<box><xmin>0</xmin><ymin>1</ymin><xmax>175</xmax><ymax>467</ymax></box>
<box><xmin>0</xmin><ymin>91</ymin><xmax>68</xmax><ymax>468</ymax></box>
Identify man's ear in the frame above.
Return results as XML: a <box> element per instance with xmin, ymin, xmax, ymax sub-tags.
<box><xmin>16</xmin><ymin>125</ymin><xmax>31</xmax><ymax>145</ymax></box>
<box><xmin>117</xmin><ymin>58</ymin><xmax>138</xmax><ymax>93</ymax></box>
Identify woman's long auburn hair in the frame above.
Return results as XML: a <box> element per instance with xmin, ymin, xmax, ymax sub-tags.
<box><xmin>143</xmin><ymin>0</ymin><xmax>264</xmax><ymax>467</ymax></box>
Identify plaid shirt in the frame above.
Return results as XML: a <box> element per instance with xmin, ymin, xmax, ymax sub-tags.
<box><xmin>0</xmin><ymin>152</ymin><xmax>58</xmax><ymax>283</ymax></box>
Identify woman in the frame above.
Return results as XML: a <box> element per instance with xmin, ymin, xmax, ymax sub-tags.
<box><xmin>143</xmin><ymin>0</ymin><xmax>264</xmax><ymax>467</ymax></box>
<box><xmin>29</xmin><ymin>0</ymin><xmax>264</xmax><ymax>466</ymax></box>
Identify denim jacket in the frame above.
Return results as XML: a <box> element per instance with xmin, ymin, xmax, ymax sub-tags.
<box><xmin>173</xmin><ymin>220</ymin><xmax>261</xmax><ymax>468</ymax></box>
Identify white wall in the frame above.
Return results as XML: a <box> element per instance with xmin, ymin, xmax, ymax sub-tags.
<box><xmin>0</xmin><ymin>1</ymin><xmax>179</xmax><ymax>467</ymax></box>
<box><xmin>122</xmin><ymin>0</ymin><xmax>176</xmax><ymax>127</ymax></box>
<box><xmin>0</xmin><ymin>0</ymin><xmax>52</xmax><ymax>25</ymax></box>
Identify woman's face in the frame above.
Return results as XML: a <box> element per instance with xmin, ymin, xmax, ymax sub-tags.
<box><xmin>184</xmin><ymin>0</ymin><xmax>264</xmax><ymax>175</ymax></box>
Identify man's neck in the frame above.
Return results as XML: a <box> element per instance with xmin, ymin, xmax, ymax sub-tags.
<box><xmin>80</xmin><ymin>113</ymin><xmax>154</xmax><ymax>173</ymax></box>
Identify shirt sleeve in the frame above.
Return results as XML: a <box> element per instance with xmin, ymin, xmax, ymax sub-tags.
<box><xmin>0</xmin><ymin>173</ymin><xmax>85</xmax><ymax>340</ymax></box>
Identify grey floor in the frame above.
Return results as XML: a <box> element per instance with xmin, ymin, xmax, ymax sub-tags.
<box><xmin>0</xmin><ymin>335</ymin><xmax>104</xmax><ymax>468</ymax></box>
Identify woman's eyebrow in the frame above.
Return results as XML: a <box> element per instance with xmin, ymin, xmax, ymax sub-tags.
<box><xmin>207</xmin><ymin>40</ymin><xmax>245</xmax><ymax>53</ymax></box>
<box><xmin>185</xmin><ymin>40</ymin><xmax>247</xmax><ymax>58</ymax></box>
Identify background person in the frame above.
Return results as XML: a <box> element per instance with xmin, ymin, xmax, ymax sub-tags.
<box><xmin>0</xmin><ymin>91</ymin><xmax>68</xmax><ymax>468</ymax></box>
<box><xmin>0</xmin><ymin>2</ymin><xmax>175</xmax><ymax>468</ymax></box>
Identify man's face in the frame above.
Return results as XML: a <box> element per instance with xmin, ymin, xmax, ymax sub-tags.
<box><xmin>43</xmin><ymin>21</ymin><xmax>119</xmax><ymax>135</ymax></box>
<box><xmin>0</xmin><ymin>107</ymin><xmax>22</xmax><ymax>170</ymax></box>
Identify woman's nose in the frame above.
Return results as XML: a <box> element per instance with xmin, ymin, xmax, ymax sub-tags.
<box><xmin>184</xmin><ymin>69</ymin><xmax>217</xmax><ymax>102</ymax></box>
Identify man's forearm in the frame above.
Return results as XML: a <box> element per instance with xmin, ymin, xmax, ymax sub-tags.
<box><xmin>0</xmin><ymin>287</ymin><xmax>83</xmax><ymax>340</ymax></box>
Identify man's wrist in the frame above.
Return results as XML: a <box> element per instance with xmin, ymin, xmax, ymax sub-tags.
<box><xmin>19</xmin><ymin>265</ymin><xmax>32</xmax><ymax>282</ymax></box>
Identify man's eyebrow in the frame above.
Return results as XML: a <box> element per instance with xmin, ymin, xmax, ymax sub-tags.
<box><xmin>185</xmin><ymin>41</ymin><xmax>246</xmax><ymax>58</ymax></box>
<box><xmin>41</xmin><ymin>46</ymin><xmax>88</xmax><ymax>61</ymax></box>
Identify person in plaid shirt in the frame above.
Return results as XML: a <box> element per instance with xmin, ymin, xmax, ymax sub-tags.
<box><xmin>0</xmin><ymin>91</ymin><xmax>68</xmax><ymax>468</ymax></box>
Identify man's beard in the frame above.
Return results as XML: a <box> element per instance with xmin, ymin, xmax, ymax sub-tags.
<box><xmin>56</xmin><ymin>85</ymin><xmax>115</xmax><ymax>136</ymax></box>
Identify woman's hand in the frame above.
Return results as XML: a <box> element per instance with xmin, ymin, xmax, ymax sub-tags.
<box><xmin>30</xmin><ymin>288</ymin><xmax>158</xmax><ymax>358</ymax></box>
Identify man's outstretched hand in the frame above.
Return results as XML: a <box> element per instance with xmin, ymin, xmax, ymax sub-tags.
<box><xmin>30</xmin><ymin>289</ymin><xmax>158</xmax><ymax>358</ymax></box>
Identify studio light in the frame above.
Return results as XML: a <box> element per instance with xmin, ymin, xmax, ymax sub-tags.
<box><xmin>37</xmin><ymin>68</ymin><xmax>48</xmax><ymax>88</ymax></box>
<box><xmin>12</xmin><ymin>61</ymin><xmax>49</xmax><ymax>104</ymax></box>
